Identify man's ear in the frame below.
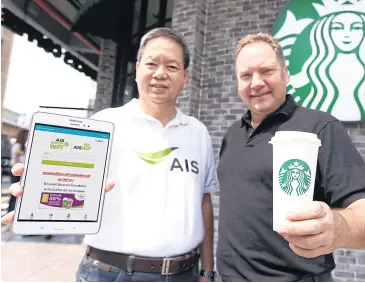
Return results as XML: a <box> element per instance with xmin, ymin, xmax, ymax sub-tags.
<box><xmin>183</xmin><ymin>69</ymin><xmax>189</xmax><ymax>88</ymax></box>
<box><xmin>135</xmin><ymin>61</ymin><xmax>140</xmax><ymax>82</ymax></box>
<box><xmin>284</xmin><ymin>67</ymin><xmax>289</xmax><ymax>85</ymax></box>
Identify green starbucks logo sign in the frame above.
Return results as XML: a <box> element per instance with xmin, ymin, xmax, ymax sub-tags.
<box><xmin>278</xmin><ymin>159</ymin><xmax>312</xmax><ymax>196</ymax></box>
<box><xmin>273</xmin><ymin>0</ymin><xmax>365</xmax><ymax>122</ymax></box>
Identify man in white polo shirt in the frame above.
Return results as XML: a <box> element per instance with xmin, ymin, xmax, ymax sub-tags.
<box><xmin>2</xmin><ymin>28</ymin><xmax>216</xmax><ymax>282</ymax></box>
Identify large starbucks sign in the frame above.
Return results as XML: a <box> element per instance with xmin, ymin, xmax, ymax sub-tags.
<box><xmin>273</xmin><ymin>0</ymin><xmax>365</xmax><ymax>122</ymax></box>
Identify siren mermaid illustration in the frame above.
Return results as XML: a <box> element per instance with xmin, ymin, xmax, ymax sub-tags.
<box><xmin>275</xmin><ymin>0</ymin><xmax>365</xmax><ymax>121</ymax></box>
<box><xmin>279</xmin><ymin>160</ymin><xmax>311</xmax><ymax>196</ymax></box>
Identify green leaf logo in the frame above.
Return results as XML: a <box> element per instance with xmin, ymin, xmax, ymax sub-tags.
<box><xmin>136</xmin><ymin>147</ymin><xmax>178</xmax><ymax>165</ymax></box>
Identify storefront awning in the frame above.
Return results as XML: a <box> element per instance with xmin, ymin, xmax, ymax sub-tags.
<box><xmin>1</xmin><ymin>8</ymin><xmax>97</xmax><ymax>80</ymax></box>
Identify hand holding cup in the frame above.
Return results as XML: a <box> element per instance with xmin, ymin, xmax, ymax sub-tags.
<box><xmin>276</xmin><ymin>201</ymin><xmax>345</xmax><ymax>258</ymax></box>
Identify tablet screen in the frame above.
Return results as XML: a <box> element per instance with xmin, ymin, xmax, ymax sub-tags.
<box><xmin>18</xmin><ymin>123</ymin><xmax>110</xmax><ymax>222</ymax></box>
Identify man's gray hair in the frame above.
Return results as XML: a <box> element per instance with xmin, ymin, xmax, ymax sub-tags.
<box><xmin>136</xmin><ymin>27</ymin><xmax>190</xmax><ymax>70</ymax></box>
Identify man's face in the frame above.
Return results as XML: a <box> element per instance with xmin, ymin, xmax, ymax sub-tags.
<box><xmin>236</xmin><ymin>42</ymin><xmax>289</xmax><ymax>117</ymax></box>
<box><xmin>136</xmin><ymin>37</ymin><xmax>188</xmax><ymax>106</ymax></box>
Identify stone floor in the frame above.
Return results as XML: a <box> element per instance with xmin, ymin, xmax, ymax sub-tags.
<box><xmin>1</xmin><ymin>176</ymin><xmax>86</xmax><ymax>282</ymax></box>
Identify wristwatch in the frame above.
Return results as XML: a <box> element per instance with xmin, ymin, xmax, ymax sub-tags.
<box><xmin>200</xmin><ymin>269</ymin><xmax>216</xmax><ymax>281</ymax></box>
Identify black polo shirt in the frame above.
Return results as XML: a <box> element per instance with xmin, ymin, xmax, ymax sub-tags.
<box><xmin>217</xmin><ymin>95</ymin><xmax>365</xmax><ymax>282</ymax></box>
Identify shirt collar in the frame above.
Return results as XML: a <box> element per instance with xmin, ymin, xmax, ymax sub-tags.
<box><xmin>126</xmin><ymin>98</ymin><xmax>189</xmax><ymax>126</ymax></box>
<box><xmin>241</xmin><ymin>94</ymin><xmax>297</xmax><ymax>127</ymax></box>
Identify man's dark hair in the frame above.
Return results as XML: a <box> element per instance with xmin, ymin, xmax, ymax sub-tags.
<box><xmin>136</xmin><ymin>27</ymin><xmax>190</xmax><ymax>70</ymax></box>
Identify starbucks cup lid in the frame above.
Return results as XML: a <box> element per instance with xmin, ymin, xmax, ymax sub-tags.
<box><xmin>269</xmin><ymin>131</ymin><xmax>321</xmax><ymax>146</ymax></box>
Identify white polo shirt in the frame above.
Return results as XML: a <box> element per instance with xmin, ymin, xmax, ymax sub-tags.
<box><xmin>84</xmin><ymin>99</ymin><xmax>217</xmax><ymax>257</ymax></box>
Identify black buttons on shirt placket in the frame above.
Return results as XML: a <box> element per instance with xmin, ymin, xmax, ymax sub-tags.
<box><xmin>245</xmin><ymin>128</ymin><xmax>254</xmax><ymax>147</ymax></box>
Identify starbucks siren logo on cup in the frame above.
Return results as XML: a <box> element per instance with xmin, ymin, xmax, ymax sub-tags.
<box><xmin>279</xmin><ymin>159</ymin><xmax>312</xmax><ymax>196</ymax></box>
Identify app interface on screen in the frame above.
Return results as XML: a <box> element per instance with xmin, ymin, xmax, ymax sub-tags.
<box><xmin>18</xmin><ymin>123</ymin><xmax>110</xmax><ymax>222</ymax></box>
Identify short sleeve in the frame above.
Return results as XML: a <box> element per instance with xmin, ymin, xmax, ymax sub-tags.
<box><xmin>204</xmin><ymin>132</ymin><xmax>217</xmax><ymax>194</ymax></box>
<box><xmin>317</xmin><ymin>120</ymin><xmax>365</xmax><ymax>208</ymax></box>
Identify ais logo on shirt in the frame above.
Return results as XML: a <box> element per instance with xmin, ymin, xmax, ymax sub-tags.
<box><xmin>136</xmin><ymin>147</ymin><xmax>199</xmax><ymax>174</ymax></box>
<box><xmin>170</xmin><ymin>158</ymin><xmax>199</xmax><ymax>174</ymax></box>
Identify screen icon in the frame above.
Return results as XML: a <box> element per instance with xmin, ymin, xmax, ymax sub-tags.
<box><xmin>67</xmin><ymin>214</ymin><xmax>70</xmax><ymax>220</ymax></box>
<box><xmin>84</xmin><ymin>214</ymin><xmax>87</xmax><ymax>220</ymax></box>
<box><xmin>30</xmin><ymin>213</ymin><xmax>34</xmax><ymax>219</ymax></box>
<box><xmin>48</xmin><ymin>213</ymin><xmax>53</xmax><ymax>219</ymax></box>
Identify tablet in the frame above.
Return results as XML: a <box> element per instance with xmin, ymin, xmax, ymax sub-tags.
<box><xmin>12</xmin><ymin>112</ymin><xmax>114</xmax><ymax>235</ymax></box>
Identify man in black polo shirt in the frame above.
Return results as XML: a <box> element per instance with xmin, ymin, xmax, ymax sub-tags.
<box><xmin>217</xmin><ymin>32</ymin><xmax>365</xmax><ymax>282</ymax></box>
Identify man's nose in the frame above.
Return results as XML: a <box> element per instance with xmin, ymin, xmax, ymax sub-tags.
<box><xmin>251</xmin><ymin>73</ymin><xmax>265</xmax><ymax>89</ymax></box>
<box><xmin>153</xmin><ymin>66</ymin><xmax>167</xmax><ymax>79</ymax></box>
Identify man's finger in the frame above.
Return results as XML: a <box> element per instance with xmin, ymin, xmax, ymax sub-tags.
<box><xmin>8</xmin><ymin>182</ymin><xmax>24</xmax><ymax>197</ymax></box>
<box><xmin>289</xmin><ymin>243</ymin><xmax>326</xmax><ymax>258</ymax></box>
<box><xmin>282</xmin><ymin>232</ymin><xmax>325</xmax><ymax>250</ymax></box>
<box><xmin>105</xmin><ymin>180</ymin><xmax>115</xmax><ymax>193</ymax></box>
<box><xmin>286</xmin><ymin>201</ymin><xmax>327</xmax><ymax>221</ymax></box>
<box><xmin>1</xmin><ymin>211</ymin><xmax>15</xmax><ymax>225</ymax></box>
<box><xmin>277</xmin><ymin>218</ymin><xmax>325</xmax><ymax>235</ymax></box>
<box><xmin>11</xmin><ymin>163</ymin><xmax>24</xmax><ymax>177</ymax></box>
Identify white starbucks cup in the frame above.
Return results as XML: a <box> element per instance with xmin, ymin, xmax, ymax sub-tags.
<box><xmin>269</xmin><ymin>131</ymin><xmax>321</xmax><ymax>231</ymax></box>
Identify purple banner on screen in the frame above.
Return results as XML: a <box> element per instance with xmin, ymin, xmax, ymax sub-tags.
<box><xmin>40</xmin><ymin>192</ymin><xmax>84</xmax><ymax>209</ymax></box>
